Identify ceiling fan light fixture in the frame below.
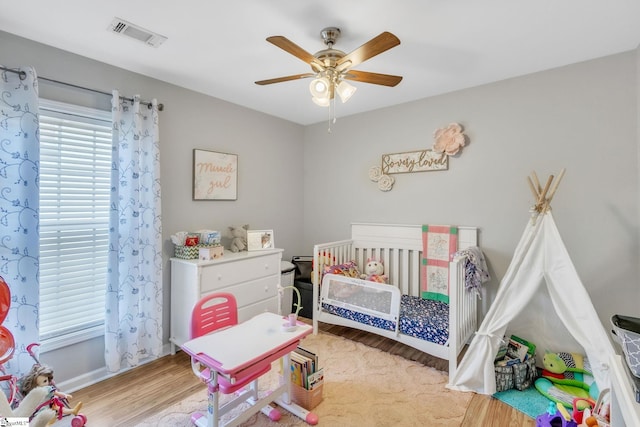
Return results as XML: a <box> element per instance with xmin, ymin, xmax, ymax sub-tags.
<box><xmin>336</xmin><ymin>80</ymin><xmax>357</xmax><ymax>103</ymax></box>
<box><xmin>311</xmin><ymin>96</ymin><xmax>330</xmax><ymax>107</ymax></box>
<box><xmin>309</xmin><ymin>77</ymin><xmax>330</xmax><ymax>98</ymax></box>
<box><xmin>257</xmin><ymin>28</ymin><xmax>401</xmax><ymax>124</ymax></box>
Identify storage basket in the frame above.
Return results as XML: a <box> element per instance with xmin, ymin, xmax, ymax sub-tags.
<box><xmin>494</xmin><ymin>356</ymin><xmax>537</xmax><ymax>392</ymax></box>
<box><xmin>291</xmin><ymin>383</ymin><xmax>323</xmax><ymax>410</ymax></box>
<box><xmin>174</xmin><ymin>244</ymin><xmax>221</xmax><ymax>260</ymax></box>
<box><xmin>611</xmin><ymin>314</ymin><xmax>640</xmax><ymax>378</ymax></box>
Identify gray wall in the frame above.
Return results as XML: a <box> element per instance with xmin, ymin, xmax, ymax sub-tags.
<box><xmin>303</xmin><ymin>50</ymin><xmax>640</xmax><ymax>327</ymax></box>
<box><xmin>2</xmin><ymin>30</ymin><xmax>639</xmax><ymax>389</ymax></box>
<box><xmin>1</xmin><ymin>31</ymin><xmax>305</xmax><ymax>388</ymax></box>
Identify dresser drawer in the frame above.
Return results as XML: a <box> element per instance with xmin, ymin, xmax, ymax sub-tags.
<box><xmin>207</xmin><ymin>275</ymin><xmax>279</xmax><ymax>308</ymax></box>
<box><xmin>200</xmin><ymin>253</ymin><xmax>279</xmax><ymax>292</ymax></box>
<box><xmin>238</xmin><ymin>297</ymin><xmax>279</xmax><ymax>323</ymax></box>
<box><xmin>169</xmin><ymin>249</ymin><xmax>283</xmax><ymax>353</ymax></box>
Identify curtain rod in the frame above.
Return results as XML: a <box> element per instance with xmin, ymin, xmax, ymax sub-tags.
<box><xmin>0</xmin><ymin>65</ymin><xmax>164</xmax><ymax>111</ymax></box>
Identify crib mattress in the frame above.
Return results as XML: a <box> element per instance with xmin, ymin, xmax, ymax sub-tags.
<box><xmin>322</xmin><ymin>294</ymin><xmax>449</xmax><ymax>345</ymax></box>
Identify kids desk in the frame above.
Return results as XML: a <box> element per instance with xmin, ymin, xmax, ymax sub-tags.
<box><xmin>181</xmin><ymin>312</ymin><xmax>317</xmax><ymax>427</ymax></box>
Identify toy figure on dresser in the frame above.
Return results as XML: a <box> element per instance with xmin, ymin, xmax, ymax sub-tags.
<box><xmin>19</xmin><ymin>363</ymin><xmax>84</xmax><ymax>426</ymax></box>
<box><xmin>229</xmin><ymin>224</ymin><xmax>249</xmax><ymax>252</ymax></box>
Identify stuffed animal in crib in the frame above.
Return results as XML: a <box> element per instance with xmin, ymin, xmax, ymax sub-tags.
<box><xmin>360</xmin><ymin>258</ymin><xmax>389</xmax><ymax>284</ymax></box>
<box><xmin>228</xmin><ymin>224</ymin><xmax>249</xmax><ymax>252</ymax></box>
<box><xmin>311</xmin><ymin>251</ymin><xmax>336</xmax><ymax>285</ymax></box>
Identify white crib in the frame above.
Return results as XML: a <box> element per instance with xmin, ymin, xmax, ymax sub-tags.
<box><xmin>312</xmin><ymin>223</ymin><xmax>479</xmax><ymax>377</ymax></box>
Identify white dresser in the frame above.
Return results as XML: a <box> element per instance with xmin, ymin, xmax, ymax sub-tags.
<box><xmin>170</xmin><ymin>249</ymin><xmax>283</xmax><ymax>353</ymax></box>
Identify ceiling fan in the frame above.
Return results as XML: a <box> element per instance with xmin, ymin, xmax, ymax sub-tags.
<box><xmin>255</xmin><ymin>27</ymin><xmax>402</xmax><ymax>106</ymax></box>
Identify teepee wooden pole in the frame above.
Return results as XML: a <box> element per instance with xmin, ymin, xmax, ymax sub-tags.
<box><xmin>528</xmin><ymin>169</ymin><xmax>566</xmax><ymax>219</ymax></box>
<box><xmin>546</xmin><ymin>168</ymin><xmax>566</xmax><ymax>203</ymax></box>
<box><xmin>538</xmin><ymin>175</ymin><xmax>554</xmax><ymax>206</ymax></box>
<box><xmin>531</xmin><ymin>171</ymin><xmax>542</xmax><ymax>194</ymax></box>
<box><xmin>527</xmin><ymin>176</ymin><xmax>539</xmax><ymax>200</ymax></box>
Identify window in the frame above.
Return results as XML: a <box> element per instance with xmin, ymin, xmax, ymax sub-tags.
<box><xmin>38</xmin><ymin>99</ymin><xmax>112</xmax><ymax>348</ymax></box>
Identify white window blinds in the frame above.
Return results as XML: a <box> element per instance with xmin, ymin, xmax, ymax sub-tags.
<box><xmin>38</xmin><ymin>99</ymin><xmax>112</xmax><ymax>342</ymax></box>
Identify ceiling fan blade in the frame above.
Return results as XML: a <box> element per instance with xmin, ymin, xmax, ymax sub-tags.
<box><xmin>255</xmin><ymin>73</ymin><xmax>315</xmax><ymax>85</ymax></box>
<box><xmin>266</xmin><ymin>36</ymin><xmax>325</xmax><ymax>71</ymax></box>
<box><xmin>336</xmin><ymin>32</ymin><xmax>400</xmax><ymax>71</ymax></box>
<box><xmin>343</xmin><ymin>70</ymin><xmax>403</xmax><ymax>87</ymax></box>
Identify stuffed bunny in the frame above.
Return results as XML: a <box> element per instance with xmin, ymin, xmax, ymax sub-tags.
<box><xmin>229</xmin><ymin>224</ymin><xmax>249</xmax><ymax>252</ymax></box>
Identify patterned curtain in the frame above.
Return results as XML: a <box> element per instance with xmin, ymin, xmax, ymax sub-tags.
<box><xmin>0</xmin><ymin>67</ymin><xmax>40</xmax><ymax>377</ymax></box>
<box><xmin>105</xmin><ymin>90</ymin><xmax>162</xmax><ymax>373</ymax></box>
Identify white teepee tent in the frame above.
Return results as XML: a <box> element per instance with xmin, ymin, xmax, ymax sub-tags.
<box><xmin>447</xmin><ymin>170</ymin><xmax>616</xmax><ymax>395</ymax></box>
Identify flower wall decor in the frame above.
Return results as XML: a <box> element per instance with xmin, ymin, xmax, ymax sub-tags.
<box><xmin>368</xmin><ymin>122</ymin><xmax>468</xmax><ymax>192</ymax></box>
<box><xmin>432</xmin><ymin>123</ymin><xmax>466</xmax><ymax>156</ymax></box>
<box><xmin>368</xmin><ymin>165</ymin><xmax>395</xmax><ymax>191</ymax></box>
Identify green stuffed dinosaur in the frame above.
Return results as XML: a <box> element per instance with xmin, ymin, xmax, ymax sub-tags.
<box><xmin>534</xmin><ymin>351</ymin><xmax>598</xmax><ymax>409</ymax></box>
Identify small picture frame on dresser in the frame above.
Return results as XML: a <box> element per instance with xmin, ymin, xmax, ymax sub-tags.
<box><xmin>247</xmin><ymin>230</ymin><xmax>274</xmax><ymax>251</ymax></box>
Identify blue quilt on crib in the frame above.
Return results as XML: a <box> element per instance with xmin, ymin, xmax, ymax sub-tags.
<box><xmin>321</xmin><ymin>294</ymin><xmax>450</xmax><ymax>345</ymax></box>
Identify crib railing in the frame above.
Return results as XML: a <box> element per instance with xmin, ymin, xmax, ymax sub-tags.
<box><xmin>313</xmin><ymin>239</ymin><xmax>353</xmax><ymax>334</ymax></box>
<box><xmin>448</xmin><ymin>254</ymin><xmax>478</xmax><ymax>374</ymax></box>
<box><xmin>312</xmin><ymin>223</ymin><xmax>480</xmax><ymax>377</ymax></box>
<box><xmin>312</xmin><ymin>239</ymin><xmax>428</xmax><ymax>334</ymax></box>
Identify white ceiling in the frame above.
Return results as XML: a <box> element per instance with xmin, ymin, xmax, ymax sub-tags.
<box><xmin>1</xmin><ymin>1</ymin><xmax>639</xmax><ymax>125</ymax></box>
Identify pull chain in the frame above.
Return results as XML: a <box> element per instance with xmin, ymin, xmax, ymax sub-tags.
<box><xmin>327</xmin><ymin>97</ymin><xmax>337</xmax><ymax>133</ymax></box>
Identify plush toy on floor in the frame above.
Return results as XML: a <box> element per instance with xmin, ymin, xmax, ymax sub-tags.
<box><xmin>360</xmin><ymin>258</ymin><xmax>388</xmax><ymax>284</ymax></box>
<box><xmin>536</xmin><ymin>401</ymin><xmax>577</xmax><ymax>427</ymax></box>
<box><xmin>228</xmin><ymin>224</ymin><xmax>249</xmax><ymax>253</ymax></box>
<box><xmin>534</xmin><ymin>351</ymin><xmax>598</xmax><ymax>410</ymax></box>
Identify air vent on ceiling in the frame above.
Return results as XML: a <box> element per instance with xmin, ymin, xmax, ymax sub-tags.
<box><xmin>108</xmin><ymin>17</ymin><xmax>167</xmax><ymax>48</ymax></box>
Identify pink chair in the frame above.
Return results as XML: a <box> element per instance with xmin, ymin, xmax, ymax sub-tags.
<box><xmin>190</xmin><ymin>292</ymin><xmax>238</xmax><ymax>339</ymax></box>
<box><xmin>189</xmin><ymin>293</ymin><xmax>280</xmax><ymax>425</ymax></box>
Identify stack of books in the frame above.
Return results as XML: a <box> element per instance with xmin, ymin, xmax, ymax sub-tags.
<box><xmin>289</xmin><ymin>346</ymin><xmax>324</xmax><ymax>410</ymax></box>
<box><xmin>290</xmin><ymin>346</ymin><xmax>324</xmax><ymax>390</ymax></box>
<box><xmin>495</xmin><ymin>334</ymin><xmax>536</xmax><ymax>367</ymax></box>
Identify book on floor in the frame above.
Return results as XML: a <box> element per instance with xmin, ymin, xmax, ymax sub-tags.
<box><xmin>291</xmin><ymin>345</ymin><xmax>321</xmax><ymax>390</ymax></box>
<box><xmin>506</xmin><ymin>337</ymin><xmax>529</xmax><ymax>362</ymax></box>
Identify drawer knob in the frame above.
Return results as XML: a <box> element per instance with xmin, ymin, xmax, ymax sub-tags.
<box><xmin>217</xmin><ymin>274</ymin><xmax>222</xmax><ymax>280</ymax></box>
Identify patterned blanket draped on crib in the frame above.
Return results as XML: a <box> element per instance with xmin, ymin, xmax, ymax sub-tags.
<box><xmin>421</xmin><ymin>225</ymin><xmax>458</xmax><ymax>303</ymax></box>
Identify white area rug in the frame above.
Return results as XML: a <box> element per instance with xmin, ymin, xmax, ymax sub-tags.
<box><xmin>135</xmin><ymin>332</ymin><xmax>472</xmax><ymax>426</ymax></box>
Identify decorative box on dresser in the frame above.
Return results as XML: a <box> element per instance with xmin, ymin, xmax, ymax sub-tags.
<box><xmin>170</xmin><ymin>248</ymin><xmax>283</xmax><ymax>353</ymax></box>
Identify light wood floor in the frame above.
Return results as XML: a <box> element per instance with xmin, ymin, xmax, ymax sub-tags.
<box><xmin>72</xmin><ymin>323</ymin><xmax>535</xmax><ymax>427</ymax></box>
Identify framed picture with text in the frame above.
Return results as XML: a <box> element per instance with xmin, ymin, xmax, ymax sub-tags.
<box><xmin>193</xmin><ymin>149</ymin><xmax>238</xmax><ymax>200</ymax></box>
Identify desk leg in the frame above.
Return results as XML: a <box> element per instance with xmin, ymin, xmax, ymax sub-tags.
<box><xmin>209</xmin><ymin>381</ymin><xmax>219</xmax><ymax>427</ymax></box>
<box><xmin>195</xmin><ymin>372</ymin><xmax>219</xmax><ymax>427</ymax></box>
<box><xmin>191</xmin><ymin>381</ymin><xmax>219</xmax><ymax>427</ymax></box>
<box><xmin>283</xmin><ymin>353</ymin><xmax>292</xmax><ymax>404</ymax></box>
<box><xmin>275</xmin><ymin>398</ymin><xmax>319</xmax><ymax>425</ymax></box>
